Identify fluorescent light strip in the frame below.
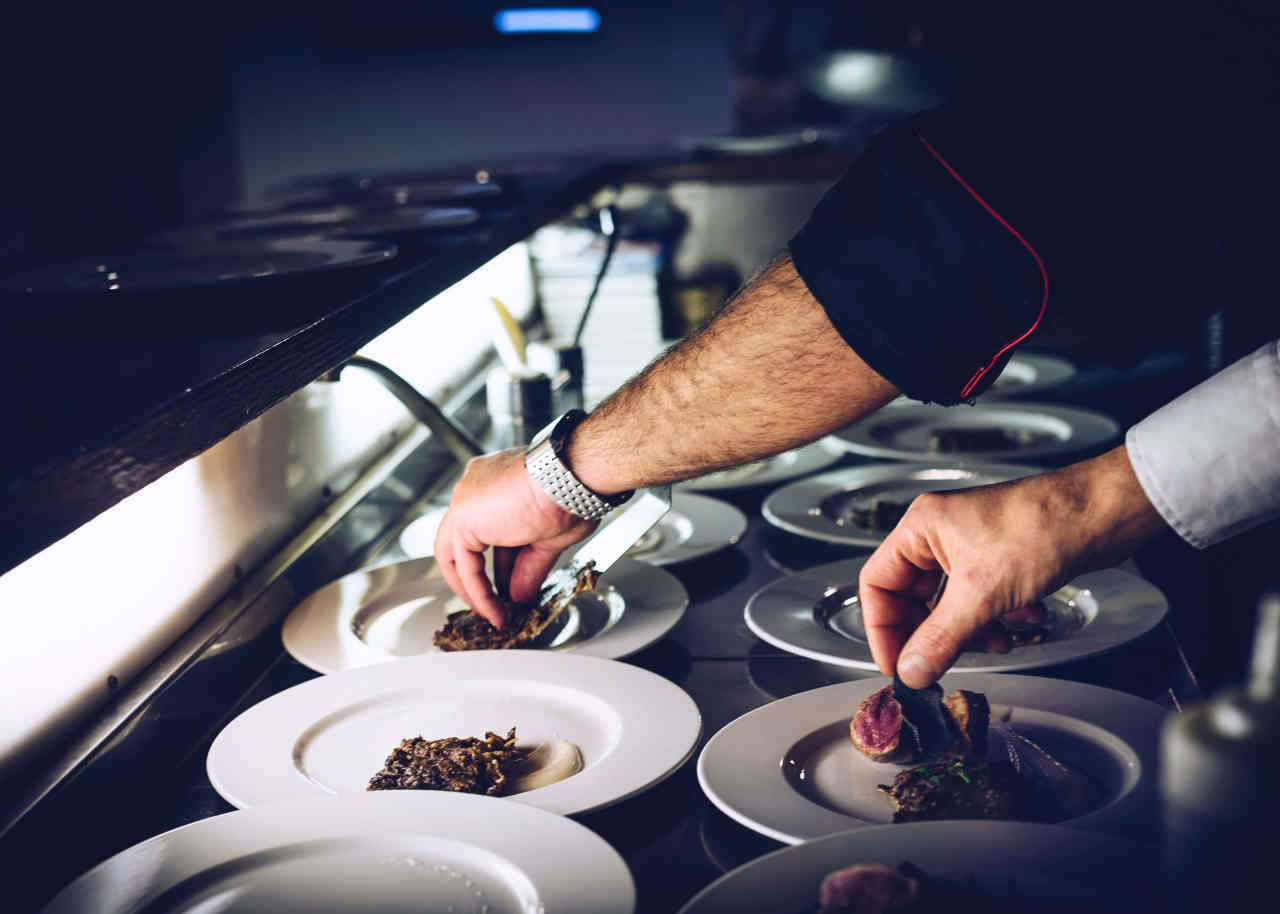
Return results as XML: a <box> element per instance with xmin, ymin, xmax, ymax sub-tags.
<box><xmin>494</xmin><ymin>8</ymin><xmax>600</xmax><ymax>34</ymax></box>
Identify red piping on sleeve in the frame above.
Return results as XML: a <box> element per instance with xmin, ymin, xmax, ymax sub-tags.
<box><xmin>915</xmin><ymin>131</ymin><xmax>1049</xmax><ymax>399</ymax></box>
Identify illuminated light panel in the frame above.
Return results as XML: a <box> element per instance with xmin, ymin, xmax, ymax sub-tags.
<box><xmin>0</xmin><ymin>243</ymin><xmax>536</xmax><ymax>779</ymax></box>
<box><xmin>826</xmin><ymin>53</ymin><xmax>886</xmax><ymax>95</ymax></box>
<box><xmin>494</xmin><ymin>8</ymin><xmax>600</xmax><ymax>34</ymax></box>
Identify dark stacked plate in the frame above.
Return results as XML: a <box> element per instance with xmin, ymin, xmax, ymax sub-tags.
<box><xmin>1</xmin><ymin>236</ymin><xmax>398</xmax><ymax>336</ymax></box>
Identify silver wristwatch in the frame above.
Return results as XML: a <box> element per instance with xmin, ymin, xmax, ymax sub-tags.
<box><xmin>525</xmin><ymin>410</ymin><xmax>633</xmax><ymax>520</ymax></box>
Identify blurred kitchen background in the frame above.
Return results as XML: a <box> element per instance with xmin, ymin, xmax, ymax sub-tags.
<box><xmin>6</xmin><ymin>0</ymin><xmax>967</xmax><ymax>262</ymax></box>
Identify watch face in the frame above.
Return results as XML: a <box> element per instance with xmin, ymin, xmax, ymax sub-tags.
<box><xmin>548</xmin><ymin>409</ymin><xmax>588</xmax><ymax>455</ymax></box>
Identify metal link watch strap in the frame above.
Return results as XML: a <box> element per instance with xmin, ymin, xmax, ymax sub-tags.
<box><xmin>524</xmin><ymin>411</ymin><xmax>632</xmax><ymax>520</ymax></box>
<box><xmin>524</xmin><ymin>439</ymin><xmax>616</xmax><ymax>519</ymax></box>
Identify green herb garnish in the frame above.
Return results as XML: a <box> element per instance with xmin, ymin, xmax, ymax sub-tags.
<box><xmin>947</xmin><ymin>758</ymin><xmax>972</xmax><ymax>783</ymax></box>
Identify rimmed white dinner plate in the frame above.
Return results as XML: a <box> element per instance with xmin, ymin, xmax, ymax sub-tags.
<box><xmin>398</xmin><ymin>493</ymin><xmax>745</xmax><ymax>567</ymax></box>
<box><xmin>830</xmin><ymin>402</ymin><xmax>1119</xmax><ymax>464</ymax></box>
<box><xmin>697</xmin><ymin>673</ymin><xmax>1163</xmax><ymax>845</ymax></box>
<box><xmin>398</xmin><ymin>507</ymin><xmax>450</xmax><ymax>556</ymax></box>
<box><xmin>986</xmin><ymin>351</ymin><xmax>1077</xmax><ymax>397</ymax></box>
<box><xmin>882</xmin><ymin>352</ymin><xmax>1078</xmax><ymax>407</ymax></box>
<box><xmin>677</xmin><ymin>438</ymin><xmax>845</xmax><ymax>492</ymax></box>
<box><xmin>282</xmin><ymin>556</ymin><xmax>688</xmax><ymax>674</ymax></box>
<box><xmin>745</xmin><ymin>556</ymin><xmax>1168</xmax><ymax>672</ymax></box>
<box><xmin>609</xmin><ymin>492</ymin><xmax>747</xmax><ymax>565</ymax></box>
<box><xmin>208</xmin><ymin>650</ymin><xmax>702</xmax><ymax>816</ymax></box>
<box><xmin>762</xmin><ymin>462</ymin><xmax>1037</xmax><ymax>548</ymax></box>
<box><xmin>42</xmin><ymin>791</ymin><xmax>634</xmax><ymax>914</ymax></box>
<box><xmin>678</xmin><ymin>820</ymin><xmax>1154</xmax><ymax>914</ymax></box>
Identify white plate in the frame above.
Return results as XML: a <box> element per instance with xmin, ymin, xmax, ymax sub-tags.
<box><xmin>398</xmin><ymin>508</ymin><xmax>449</xmax><ymax>556</ymax></box>
<box><xmin>679</xmin><ymin>820</ymin><xmax>1154</xmax><ymax>914</ymax></box>
<box><xmin>986</xmin><ymin>351</ymin><xmax>1077</xmax><ymax>397</ymax></box>
<box><xmin>613</xmin><ymin>492</ymin><xmax>747</xmax><ymax>565</ymax></box>
<box><xmin>282</xmin><ymin>556</ymin><xmax>688</xmax><ymax>674</ymax></box>
<box><xmin>677</xmin><ymin>438</ymin><xmax>845</xmax><ymax>492</ymax></box>
<box><xmin>882</xmin><ymin>352</ymin><xmax>1078</xmax><ymax>408</ymax></box>
<box><xmin>42</xmin><ymin>791</ymin><xmax>634</xmax><ymax>914</ymax></box>
<box><xmin>745</xmin><ymin>556</ymin><xmax>1168</xmax><ymax>672</ymax></box>
<box><xmin>762</xmin><ymin>462</ymin><xmax>1036</xmax><ymax>547</ymax></box>
<box><xmin>400</xmin><ymin>494</ymin><xmax>746</xmax><ymax>567</ymax></box>
<box><xmin>831</xmin><ymin>402</ymin><xmax>1119</xmax><ymax>464</ymax></box>
<box><xmin>697</xmin><ymin>673</ymin><xmax>1163</xmax><ymax>845</ymax></box>
<box><xmin>208</xmin><ymin>650</ymin><xmax>702</xmax><ymax>816</ymax></box>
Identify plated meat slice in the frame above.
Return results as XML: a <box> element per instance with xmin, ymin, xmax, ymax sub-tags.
<box><xmin>850</xmin><ymin>685</ymin><xmax>915</xmax><ymax>764</ymax></box>
<box><xmin>818</xmin><ymin>861</ymin><xmax>1000</xmax><ymax>913</ymax></box>
<box><xmin>368</xmin><ymin>727</ymin><xmax>522</xmax><ymax>795</ymax></box>
<box><xmin>941</xmin><ymin>690</ymin><xmax>989</xmax><ymax>757</ymax></box>
<box><xmin>851</xmin><ymin>683</ymin><xmax>1035</xmax><ymax>825</ymax></box>
<box><xmin>850</xmin><ymin>680</ymin><xmax>982</xmax><ymax>765</ymax></box>
<box><xmin>817</xmin><ymin>860</ymin><xmax>1131</xmax><ymax>913</ymax></box>
<box><xmin>819</xmin><ymin>863</ymin><xmax>920</xmax><ymax>913</ymax></box>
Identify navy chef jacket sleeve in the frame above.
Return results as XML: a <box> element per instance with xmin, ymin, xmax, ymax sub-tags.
<box><xmin>788</xmin><ymin>2</ymin><xmax>1279</xmax><ymax>403</ymax></box>
<box><xmin>788</xmin><ymin>115</ymin><xmax>1047</xmax><ymax>406</ymax></box>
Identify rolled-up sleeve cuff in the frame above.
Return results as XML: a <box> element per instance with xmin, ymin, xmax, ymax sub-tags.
<box><xmin>788</xmin><ymin>114</ymin><xmax>1046</xmax><ymax>405</ymax></box>
<box><xmin>1126</xmin><ymin>340</ymin><xmax>1280</xmax><ymax>549</ymax></box>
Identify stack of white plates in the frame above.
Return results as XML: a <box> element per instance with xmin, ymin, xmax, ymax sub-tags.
<box><xmin>529</xmin><ymin>224</ymin><xmax>666</xmax><ymax>409</ymax></box>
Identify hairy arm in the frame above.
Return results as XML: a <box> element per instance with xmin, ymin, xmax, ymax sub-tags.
<box><xmin>566</xmin><ymin>252</ymin><xmax>898</xmax><ymax>493</ymax></box>
<box><xmin>434</xmin><ymin>251</ymin><xmax>898</xmax><ymax>624</ymax></box>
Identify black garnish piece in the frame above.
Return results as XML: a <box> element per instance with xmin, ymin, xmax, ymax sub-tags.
<box><xmin>891</xmin><ymin>675</ymin><xmax>952</xmax><ymax>760</ymax></box>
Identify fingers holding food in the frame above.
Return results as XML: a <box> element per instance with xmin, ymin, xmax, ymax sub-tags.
<box><xmin>896</xmin><ymin>576</ymin><xmax>1003</xmax><ymax>688</ymax></box>
<box><xmin>452</xmin><ymin>542</ymin><xmax>507</xmax><ymax>629</ymax></box>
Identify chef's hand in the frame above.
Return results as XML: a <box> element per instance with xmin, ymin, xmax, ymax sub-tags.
<box><xmin>858</xmin><ymin>446</ymin><xmax>1167</xmax><ymax>688</ymax></box>
<box><xmin>434</xmin><ymin>449</ymin><xmax>597</xmax><ymax>628</ymax></box>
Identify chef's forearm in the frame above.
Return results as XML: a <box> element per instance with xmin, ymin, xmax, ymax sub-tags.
<box><xmin>564</xmin><ymin>252</ymin><xmax>898</xmax><ymax>494</ymax></box>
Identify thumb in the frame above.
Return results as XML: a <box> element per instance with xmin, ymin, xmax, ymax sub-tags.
<box><xmin>895</xmin><ymin>579</ymin><xmax>995</xmax><ymax>688</ymax></box>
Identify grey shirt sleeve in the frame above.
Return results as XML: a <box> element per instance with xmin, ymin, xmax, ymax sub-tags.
<box><xmin>1125</xmin><ymin>340</ymin><xmax>1280</xmax><ymax>549</ymax></box>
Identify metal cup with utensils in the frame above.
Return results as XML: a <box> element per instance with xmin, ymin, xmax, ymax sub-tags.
<box><xmin>486</xmin><ymin>366</ymin><xmax>553</xmax><ymax>448</ymax></box>
<box><xmin>527</xmin><ymin>339</ymin><xmax>585</xmax><ymax>413</ymax></box>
